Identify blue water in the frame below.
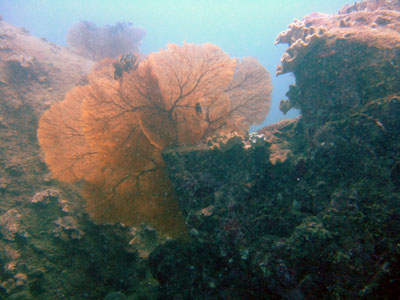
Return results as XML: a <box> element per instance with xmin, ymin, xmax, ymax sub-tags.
<box><xmin>0</xmin><ymin>0</ymin><xmax>350</xmax><ymax>128</ymax></box>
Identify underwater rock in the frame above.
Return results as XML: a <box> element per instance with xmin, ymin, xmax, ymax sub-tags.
<box><xmin>161</xmin><ymin>1</ymin><xmax>400</xmax><ymax>298</ymax></box>
<box><xmin>275</xmin><ymin>19</ymin><xmax>327</xmax><ymax>75</ymax></box>
<box><xmin>391</xmin><ymin>161</ymin><xmax>400</xmax><ymax>187</ymax></box>
<box><xmin>103</xmin><ymin>291</ymin><xmax>127</xmax><ymax>300</ymax></box>
<box><xmin>31</xmin><ymin>189</ymin><xmax>60</xmax><ymax>206</ymax></box>
<box><xmin>259</xmin><ymin>118</ymin><xmax>299</xmax><ymax>164</ymax></box>
<box><xmin>164</xmin><ymin>97</ymin><xmax>400</xmax><ymax>299</ymax></box>
<box><xmin>7</xmin><ymin>291</ymin><xmax>33</xmax><ymax>300</ymax></box>
<box><xmin>148</xmin><ymin>240</ymin><xmax>269</xmax><ymax>299</ymax></box>
<box><xmin>0</xmin><ymin>209</ymin><xmax>21</xmax><ymax>241</ymax></box>
<box><xmin>53</xmin><ymin>216</ymin><xmax>85</xmax><ymax>241</ymax></box>
<box><xmin>275</xmin><ymin>0</ymin><xmax>400</xmax><ymax>123</ymax></box>
<box><xmin>0</xmin><ymin>19</ymin><xmax>93</xmax><ymax>116</ymax></box>
<box><xmin>206</xmin><ymin>132</ymin><xmax>245</xmax><ymax>151</ymax></box>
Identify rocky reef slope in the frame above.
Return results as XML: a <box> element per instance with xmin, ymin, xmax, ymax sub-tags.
<box><xmin>0</xmin><ymin>18</ymin><xmax>157</xmax><ymax>300</ymax></box>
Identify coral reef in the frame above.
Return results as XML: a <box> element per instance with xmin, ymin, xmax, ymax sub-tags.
<box><xmin>2</xmin><ymin>0</ymin><xmax>400</xmax><ymax>299</ymax></box>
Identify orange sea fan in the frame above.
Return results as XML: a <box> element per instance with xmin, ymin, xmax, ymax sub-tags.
<box><xmin>38</xmin><ymin>43</ymin><xmax>272</xmax><ymax>238</ymax></box>
<box><xmin>37</xmin><ymin>85</ymin><xmax>102</xmax><ymax>183</ymax></box>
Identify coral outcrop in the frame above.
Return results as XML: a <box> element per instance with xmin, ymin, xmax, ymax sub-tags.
<box><xmin>157</xmin><ymin>1</ymin><xmax>400</xmax><ymax>299</ymax></box>
<box><xmin>275</xmin><ymin>0</ymin><xmax>400</xmax><ymax>124</ymax></box>
<box><xmin>275</xmin><ymin>20</ymin><xmax>326</xmax><ymax>76</ymax></box>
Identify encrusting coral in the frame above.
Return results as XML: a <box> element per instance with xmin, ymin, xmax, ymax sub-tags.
<box><xmin>38</xmin><ymin>43</ymin><xmax>272</xmax><ymax>237</ymax></box>
<box><xmin>275</xmin><ymin>19</ymin><xmax>326</xmax><ymax>75</ymax></box>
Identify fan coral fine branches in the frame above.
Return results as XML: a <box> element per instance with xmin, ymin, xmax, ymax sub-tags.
<box><xmin>67</xmin><ymin>21</ymin><xmax>146</xmax><ymax>60</ymax></box>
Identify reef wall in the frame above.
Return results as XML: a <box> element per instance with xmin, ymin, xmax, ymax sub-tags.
<box><xmin>161</xmin><ymin>1</ymin><xmax>400</xmax><ymax>299</ymax></box>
